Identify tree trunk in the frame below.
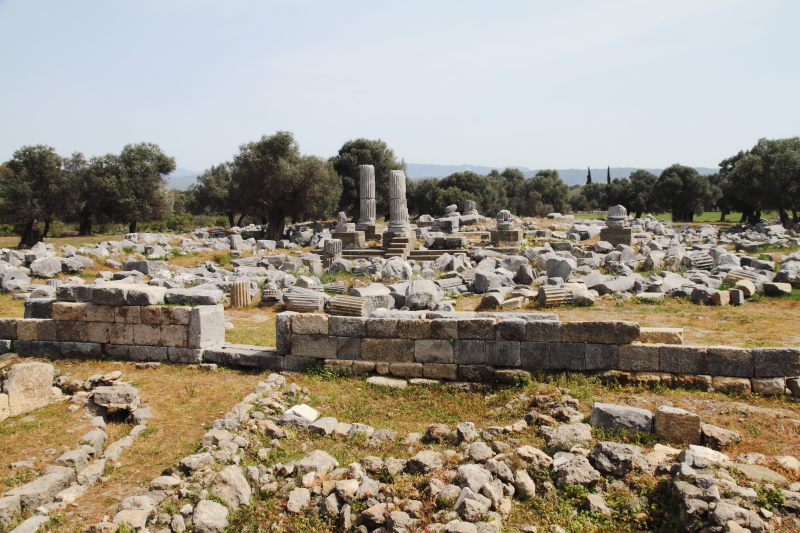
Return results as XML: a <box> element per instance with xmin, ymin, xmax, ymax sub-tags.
<box><xmin>719</xmin><ymin>208</ymin><xmax>728</xmax><ymax>222</ymax></box>
<box><xmin>264</xmin><ymin>212</ymin><xmax>285</xmax><ymax>241</ymax></box>
<box><xmin>236</xmin><ymin>214</ymin><xmax>245</xmax><ymax>227</ymax></box>
<box><xmin>78</xmin><ymin>217</ymin><xmax>93</xmax><ymax>236</ymax></box>
<box><xmin>779</xmin><ymin>208</ymin><xmax>790</xmax><ymax>228</ymax></box>
<box><xmin>18</xmin><ymin>219</ymin><xmax>43</xmax><ymax>248</ymax></box>
<box><xmin>227</xmin><ymin>212</ymin><xmax>234</xmax><ymax>228</ymax></box>
<box><xmin>635</xmin><ymin>211</ymin><xmax>642</xmax><ymax>219</ymax></box>
<box><xmin>129</xmin><ymin>220</ymin><xmax>137</xmax><ymax>234</ymax></box>
<box><xmin>43</xmin><ymin>219</ymin><xmax>51</xmax><ymax>238</ymax></box>
<box><xmin>740</xmin><ymin>210</ymin><xmax>751</xmax><ymax>223</ymax></box>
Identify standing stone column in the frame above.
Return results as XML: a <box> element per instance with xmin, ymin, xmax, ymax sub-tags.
<box><xmin>388</xmin><ymin>170</ymin><xmax>410</xmax><ymax>236</ymax></box>
<box><xmin>357</xmin><ymin>165</ymin><xmax>377</xmax><ymax>229</ymax></box>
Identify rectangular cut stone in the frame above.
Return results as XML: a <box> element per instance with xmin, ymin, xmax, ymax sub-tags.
<box><xmin>115</xmin><ymin>306</ymin><xmax>141</xmax><ymax>324</ymax></box>
<box><xmin>654</xmin><ymin>405</ymin><xmax>701</xmax><ymax>445</ymax></box>
<box><xmin>0</xmin><ymin>318</ymin><xmax>18</xmax><ymax>340</ymax></box>
<box><xmin>397</xmin><ymin>319</ymin><xmax>432</xmax><ymax>339</ymax></box>
<box><xmin>659</xmin><ymin>345</ymin><xmax>708</xmax><ymax>374</ymax></box>
<box><xmin>366</xmin><ymin>319</ymin><xmax>399</xmax><ymax>338</ymax></box>
<box><xmin>424</xmin><ymin>363</ymin><xmax>458</xmax><ymax>380</ymax></box>
<box><xmin>561</xmin><ymin>321</ymin><xmax>640</xmax><ymax>344</ymax></box>
<box><xmin>160</xmin><ymin>325</ymin><xmax>188</xmax><ymax>348</ymax></box>
<box><xmin>13</xmin><ymin>340</ymin><xmax>60</xmax><ymax>358</ymax></box>
<box><xmin>56</xmin><ymin>284</ymin><xmax>93</xmax><ymax>302</ymax></box>
<box><xmin>103</xmin><ymin>344</ymin><xmax>130</xmax><ymax>359</ymax></box>
<box><xmin>91</xmin><ymin>285</ymin><xmax>129</xmax><ymax>306</ymax></box>
<box><xmin>453</xmin><ymin>340</ymin><xmax>486</xmax><ymax>365</ymax></box>
<box><xmin>458</xmin><ymin>318</ymin><xmax>495</xmax><ymax>340</ymax></box>
<box><xmin>352</xmin><ymin>361</ymin><xmax>376</xmax><ymax>375</ymax></box>
<box><xmin>291</xmin><ymin>314</ymin><xmax>329</xmax><ymax>335</ymax></box>
<box><xmin>711</xmin><ymin>376</ymin><xmax>751</xmax><ymax>394</ymax></box>
<box><xmin>337</xmin><ymin>337</ymin><xmax>361</xmax><ymax>360</ymax></box>
<box><xmin>85</xmin><ymin>322</ymin><xmax>110</xmax><ymax>344</ymax></box>
<box><xmin>61</xmin><ymin>342</ymin><xmax>102</xmax><ymax>359</ymax></box>
<box><xmin>168</xmin><ymin>347</ymin><xmax>204</xmax><ymax>364</ymax></box>
<box><xmin>85</xmin><ymin>304</ymin><xmax>115</xmax><ymax>323</ymax></box>
<box><xmin>520</xmin><ymin>342</ymin><xmax>550</xmax><ymax>369</ymax></box>
<box><xmin>108</xmin><ymin>323</ymin><xmax>134</xmax><ymax>345</ymax></box>
<box><xmin>55</xmin><ymin>321</ymin><xmax>88</xmax><ymax>342</ymax></box>
<box><xmin>526</xmin><ymin>321</ymin><xmax>561</xmax><ymax>342</ymax></box>
<box><xmin>414</xmin><ymin>339</ymin><xmax>454</xmax><ymax>363</ymax></box>
<box><xmin>275</xmin><ymin>312</ymin><xmax>293</xmax><ymax>356</ymax></box>
<box><xmin>550</xmin><ymin>342</ymin><xmax>585</xmax><ymax>370</ymax></box>
<box><xmin>188</xmin><ymin>305</ymin><xmax>225</xmax><ymax>349</ymax></box>
<box><xmin>140</xmin><ymin>306</ymin><xmax>191</xmax><ymax>325</ymax></box>
<box><xmin>707</xmin><ymin>346</ymin><xmax>754</xmax><ymax>377</ymax></box>
<box><xmin>291</xmin><ymin>335</ymin><xmax>337</xmax><ymax>359</ymax></box>
<box><xmin>16</xmin><ymin>319</ymin><xmax>43</xmax><ymax>341</ymax></box>
<box><xmin>328</xmin><ymin>316</ymin><xmax>367</xmax><ymax>337</ymax></box>
<box><xmin>458</xmin><ymin>365</ymin><xmax>494</xmax><ymax>382</ymax></box>
<box><xmin>638</xmin><ymin>327</ymin><xmax>683</xmax><ymax>345</ymax></box>
<box><xmin>495</xmin><ymin>319</ymin><xmax>526</xmax><ymax>341</ymax></box>
<box><xmin>284</xmin><ymin>355</ymin><xmax>314</xmax><ymax>371</ymax></box>
<box><xmin>125</xmin><ymin>285</ymin><xmax>167</xmax><ymax>306</ymax></box>
<box><xmin>619</xmin><ymin>344</ymin><xmax>660</xmax><ymax>372</ymax></box>
<box><xmin>752</xmin><ymin>348</ymin><xmax>800</xmax><ymax>378</ymax></box>
<box><xmin>133</xmin><ymin>324</ymin><xmax>162</xmax><ymax>346</ymax></box>
<box><xmin>389</xmin><ymin>362</ymin><xmax>423</xmax><ymax>378</ymax></box>
<box><xmin>485</xmin><ymin>341</ymin><xmax>521</xmax><ymax>366</ymax></box>
<box><xmin>430</xmin><ymin>319</ymin><xmax>458</xmax><ymax>340</ymax></box>
<box><xmin>360</xmin><ymin>338</ymin><xmax>415</xmax><ymax>362</ymax></box>
<box><xmin>52</xmin><ymin>302</ymin><xmax>89</xmax><ymax>321</ymax></box>
<box><xmin>585</xmin><ymin>343</ymin><xmax>618</xmax><ymax>370</ymax></box>
<box><xmin>128</xmin><ymin>345</ymin><xmax>169</xmax><ymax>362</ymax></box>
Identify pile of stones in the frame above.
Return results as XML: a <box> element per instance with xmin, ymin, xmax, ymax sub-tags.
<box><xmin>0</xmin><ymin>369</ymin><xmax>152</xmax><ymax>532</ymax></box>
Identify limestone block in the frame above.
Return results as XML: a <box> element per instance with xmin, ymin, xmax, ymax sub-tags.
<box><xmin>495</xmin><ymin>319</ymin><xmax>526</xmax><ymax>341</ymax></box>
<box><xmin>397</xmin><ymin>319</ymin><xmax>432</xmax><ymax>339</ymax></box>
<box><xmin>707</xmin><ymin>346</ymin><xmax>753</xmax><ymax>377</ymax></box>
<box><xmin>589</xmin><ymin>402</ymin><xmax>653</xmax><ymax>434</ymax></box>
<box><xmin>275</xmin><ymin>312</ymin><xmax>293</xmax><ymax>356</ymax></box>
<box><xmin>618</xmin><ymin>344</ymin><xmax>660</xmax><ymax>372</ymax></box>
<box><xmin>423</xmin><ymin>363</ymin><xmax>458</xmax><ymax>380</ymax></box>
<box><xmin>366</xmin><ymin>318</ymin><xmax>399</xmax><ymax>338</ymax></box>
<box><xmin>188</xmin><ymin>305</ymin><xmax>225</xmax><ymax>349</ymax></box>
<box><xmin>103</xmin><ymin>344</ymin><xmax>130</xmax><ymax>360</ymax></box>
<box><xmin>161</xmin><ymin>324</ymin><xmax>188</xmax><ymax>348</ymax></box>
<box><xmin>389</xmin><ymin>362</ymin><xmax>424</xmax><ymax>378</ymax></box>
<box><xmin>16</xmin><ymin>319</ymin><xmax>45</xmax><ymax>341</ymax></box>
<box><xmin>336</xmin><ymin>337</ymin><xmax>361</xmax><ymax>360</ymax></box>
<box><xmin>415</xmin><ymin>339</ymin><xmax>454</xmax><ymax>363</ymax></box>
<box><xmin>752</xmin><ymin>377</ymin><xmax>785</xmax><ymax>396</ymax></box>
<box><xmin>654</xmin><ymin>406</ymin><xmax>701</xmax><ymax>445</ymax></box>
<box><xmin>61</xmin><ymin>342</ymin><xmax>102</xmax><ymax>359</ymax></box>
<box><xmin>561</xmin><ymin>321</ymin><xmax>639</xmax><ymax>344</ymax></box>
<box><xmin>291</xmin><ymin>335</ymin><xmax>337</xmax><ymax>359</ymax></box>
<box><xmin>126</xmin><ymin>285</ymin><xmax>167</xmax><ymax>306</ymax></box>
<box><xmin>292</xmin><ymin>314</ymin><xmax>329</xmax><ymax>335</ymax></box>
<box><xmin>52</xmin><ymin>302</ymin><xmax>89</xmax><ymax>321</ymax></box>
<box><xmin>672</xmin><ymin>374</ymin><xmax>712</xmax><ymax>391</ymax></box>
<box><xmin>328</xmin><ymin>317</ymin><xmax>367</xmax><ymax>337</ymax></box>
<box><xmin>517</xmin><ymin>341</ymin><xmax>548</xmax><ymax>369</ymax></box>
<box><xmin>430</xmin><ymin>319</ymin><xmax>458</xmax><ymax>340</ymax></box>
<box><xmin>638</xmin><ymin>327</ymin><xmax>683</xmax><ymax>345</ymax></box>
<box><xmin>92</xmin><ymin>386</ymin><xmax>139</xmax><ymax>410</ymax></box>
<box><xmin>13</xmin><ymin>340</ymin><xmax>61</xmax><ymax>358</ymax></box>
<box><xmin>168</xmin><ymin>347</ymin><xmax>204</xmax><ymax>364</ymax></box>
<box><xmin>458</xmin><ymin>365</ymin><xmax>494</xmax><ymax>382</ymax></box>
<box><xmin>525</xmin><ymin>320</ymin><xmax>561</xmax><ymax>342</ymax></box>
<box><xmin>361</xmin><ymin>338</ymin><xmax>415</xmax><ymax>362</ymax></box>
<box><xmin>85</xmin><ymin>322</ymin><xmax>110</xmax><ymax>344</ymax></box>
<box><xmin>352</xmin><ymin>361</ymin><xmax>376</xmax><ymax>375</ymax></box>
<box><xmin>752</xmin><ymin>348</ymin><xmax>800</xmax><ymax>377</ymax></box>
<box><xmin>108</xmin><ymin>323</ymin><xmax>135</xmax><ymax>345</ymax></box>
<box><xmin>764</xmin><ymin>282</ymin><xmax>792</xmax><ymax>296</ymax></box>
<box><xmin>115</xmin><ymin>306</ymin><xmax>142</xmax><ymax>324</ymax></box>
<box><xmin>24</xmin><ymin>298</ymin><xmax>55</xmax><ymax>319</ymax></box>
<box><xmin>458</xmin><ymin>318</ymin><xmax>495</xmax><ymax>340</ymax></box>
<box><xmin>659</xmin><ymin>345</ymin><xmax>708</xmax><ymax>374</ymax></box>
<box><xmin>0</xmin><ymin>494</ymin><xmax>20</xmax><ymax>526</ymax></box>
<box><xmin>0</xmin><ymin>393</ymin><xmax>9</xmax><ymax>422</ymax></box>
<box><xmin>454</xmin><ymin>340</ymin><xmax>486</xmax><ymax>365</ymax></box>
<box><xmin>55</xmin><ymin>320</ymin><xmax>88</xmax><ymax>342</ymax></box>
<box><xmin>91</xmin><ymin>285</ymin><xmax>130</xmax><ymax>306</ymax></box>
<box><xmin>485</xmin><ymin>341</ymin><xmax>521</xmax><ymax>366</ymax></box>
<box><xmin>711</xmin><ymin>376</ymin><xmax>751</xmax><ymax>394</ymax></box>
<box><xmin>585</xmin><ymin>343</ymin><xmax>618</xmax><ymax>370</ymax></box>
<box><xmin>133</xmin><ymin>324</ymin><xmax>163</xmax><ymax>346</ymax></box>
<box><xmin>550</xmin><ymin>342</ymin><xmax>585</xmax><ymax>370</ymax></box>
<box><xmin>55</xmin><ymin>284</ymin><xmax>93</xmax><ymax>302</ymax></box>
<box><xmin>4</xmin><ymin>362</ymin><xmax>54</xmax><ymax>417</ymax></box>
<box><xmin>6</xmin><ymin>466</ymin><xmax>74</xmax><ymax>510</ymax></box>
<box><xmin>83</xmin><ymin>304</ymin><xmax>115</xmax><ymax>323</ymax></box>
<box><xmin>0</xmin><ymin>318</ymin><xmax>18</xmax><ymax>340</ymax></box>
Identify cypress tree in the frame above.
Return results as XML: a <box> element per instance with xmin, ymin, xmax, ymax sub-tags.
<box><xmin>607</xmin><ymin>166</ymin><xmax>611</xmax><ymax>184</ymax></box>
<box><xmin>586</xmin><ymin>167</ymin><xmax>592</xmax><ymax>185</ymax></box>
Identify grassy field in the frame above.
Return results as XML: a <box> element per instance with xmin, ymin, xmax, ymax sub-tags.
<box><xmin>571</xmin><ymin>210</ymin><xmax>781</xmax><ymax>225</ymax></box>
<box><xmin>3</xmin><ymin>361</ymin><xmax>798</xmax><ymax>532</ymax></box>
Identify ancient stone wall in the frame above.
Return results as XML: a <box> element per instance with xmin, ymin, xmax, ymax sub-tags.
<box><xmin>277</xmin><ymin>313</ymin><xmax>799</xmax><ymax>393</ymax></box>
<box><xmin>0</xmin><ymin>283</ymin><xmax>225</xmax><ymax>364</ymax></box>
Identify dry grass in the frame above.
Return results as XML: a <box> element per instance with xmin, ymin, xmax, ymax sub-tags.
<box><xmin>0</xmin><ymin>234</ymin><xmax>128</xmax><ymax>250</ymax></box>
<box><xmin>225</xmin><ymin>306</ymin><xmax>278</xmax><ymax>347</ymax></box>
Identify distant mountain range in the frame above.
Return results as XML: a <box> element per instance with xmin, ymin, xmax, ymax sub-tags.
<box><xmin>166</xmin><ymin>164</ymin><xmax>720</xmax><ymax>190</ymax></box>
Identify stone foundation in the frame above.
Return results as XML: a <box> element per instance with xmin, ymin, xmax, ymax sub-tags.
<box><xmin>490</xmin><ymin>229</ymin><xmax>523</xmax><ymax>244</ymax></box>
<box><xmin>599</xmin><ymin>227</ymin><xmax>633</xmax><ymax>247</ymax></box>
<box><xmin>331</xmin><ymin>231</ymin><xmax>365</xmax><ymax>247</ymax></box>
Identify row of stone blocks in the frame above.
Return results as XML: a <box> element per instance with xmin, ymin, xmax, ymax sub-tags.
<box><xmin>56</xmin><ymin>283</ymin><xmax>172</xmax><ymax>306</ymax></box>
<box><xmin>286</xmin><ymin>336</ymin><xmax>800</xmax><ymax>378</ymax></box>
<box><xmin>0</xmin><ymin>305</ymin><xmax>225</xmax><ymax>349</ymax></box>
<box><xmin>7</xmin><ymin>340</ymin><xmax>206</xmax><ymax>363</ymax></box>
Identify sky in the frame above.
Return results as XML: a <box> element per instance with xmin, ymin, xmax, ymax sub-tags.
<box><xmin>1</xmin><ymin>0</ymin><xmax>798</xmax><ymax>172</ymax></box>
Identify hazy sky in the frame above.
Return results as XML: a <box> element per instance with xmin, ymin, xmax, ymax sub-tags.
<box><xmin>1</xmin><ymin>1</ymin><xmax>798</xmax><ymax>172</ymax></box>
